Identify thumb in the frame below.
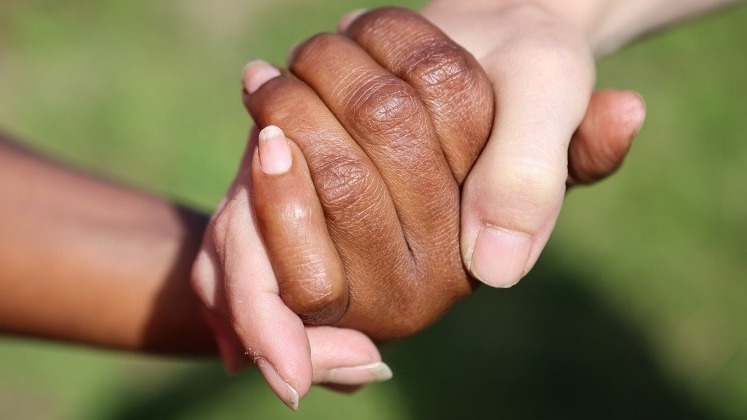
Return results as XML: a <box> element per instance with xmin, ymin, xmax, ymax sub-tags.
<box><xmin>461</xmin><ymin>50</ymin><xmax>594</xmax><ymax>287</ymax></box>
<box><xmin>209</xmin><ymin>126</ymin><xmax>392</xmax><ymax>411</ymax></box>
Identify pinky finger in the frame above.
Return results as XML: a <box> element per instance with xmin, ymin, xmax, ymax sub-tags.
<box><xmin>252</xmin><ymin>125</ymin><xmax>349</xmax><ymax>325</ymax></box>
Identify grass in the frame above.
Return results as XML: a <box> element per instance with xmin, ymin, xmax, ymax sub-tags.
<box><xmin>1</xmin><ymin>1</ymin><xmax>746</xmax><ymax>419</ymax></box>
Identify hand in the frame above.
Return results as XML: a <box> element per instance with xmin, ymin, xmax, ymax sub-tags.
<box><xmin>246</xmin><ymin>7</ymin><xmax>642</xmax><ymax>339</ymax></box>
<box><xmin>191</xmin><ymin>8</ymin><xmax>494</xmax><ymax>408</ymax></box>
<box><xmin>191</xmin><ymin>7</ymin><xmax>643</xmax><ymax>409</ymax></box>
<box><xmin>419</xmin><ymin>1</ymin><xmax>646</xmax><ymax>287</ymax></box>
<box><xmin>244</xmin><ymin>8</ymin><xmax>495</xmax><ymax>340</ymax></box>
<box><xmin>191</xmin><ymin>129</ymin><xmax>391</xmax><ymax>411</ymax></box>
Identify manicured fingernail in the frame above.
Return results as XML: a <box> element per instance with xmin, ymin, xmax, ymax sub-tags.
<box><xmin>258</xmin><ymin>125</ymin><xmax>292</xmax><ymax>175</ymax></box>
<box><xmin>242</xmin><ymin>60</ymin><xmax>281</xmax><ymax>94</ymax></box>
<box><xmin>321</xmin><ymin>362</ymin><xmax>393</xmax><ymax>386</ymax></box>
<box><xmin>256</xmin><ymin>358</ymin><xmax>299</xmax><ymax>411</ymax></box>
<box><xmin>470</xmin><ymin>227</ymin><xmax>532</xmax><ymax>288</ymax></box>
<box><xmin>338</xmin><ymin>9</ymin><xmax>368</xmax><ymax>32</ymax></box>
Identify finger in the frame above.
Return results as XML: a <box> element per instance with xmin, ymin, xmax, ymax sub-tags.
<box><xmin>199</xmin><ymin>306</ymin><xmax>247</xmax><ymax>374</ymax></box>
<box><xmin>289</xmin><ymin>34</ymin><xmax>467</xmax><ymax>298</ymax></box>
<box><xmin>461</xmin><ymin>38</ymin><xmax>596</xmax><ymax>288</ymax></box>
<box><xmin>306</xmin><ymin>326</ymin><xmax>392</xmax><ymax>386</ymax></box>
<box><xmin>343</xmin><ymin>7</ymin><xmax>493</xmax><ymax>181</ymax></box>
<box><xmin>191</xmin><ymin>128</ymin><xmax>260</xmax><ymax>315</ymax></box>
<box><xmin>192</xmin><ymin>146</ymin><xmax>255</xmax><ymax>374</ymax></box>
<box><xmin>252</xmin><ymin>125</ymin><xmax>348</xmax><ymax>325</ymax></box>
<box><xmin>567</xmin><ymin>89</ymin><xmax>645</xmax><ymax>186</ymax></box>
<box><xmin>191</xmin><ymin>229</ymin><xmax>224</xmax><ymax>315</ymax></box>
<box><xmin>250</xmin><ymin>128</ymin><xmax>392</xmax><ymax>386</ymax></box>
<box><xmin>243</xmin><ymin>61</ymin><xmax>415</xmax><ymax>339</ymax></box>
<box><xmin>209</xmin><ymin>128</ymin><xmax>312</xmax><ymax>410</ymax></box>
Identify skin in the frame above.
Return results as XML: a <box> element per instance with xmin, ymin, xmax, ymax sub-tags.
<box><xmin>10</xmin><ymin>0</ymin><xmax>733</xmax><ymax>410</ymax></box>
<box><xmin>419</xmin><ymin>0</ymin><xmax>742</xmax><ymax>288</ymax></box>
<box><xmin>191</xmin><ymin>7</ymin><xmax>646</xmax><ymax>410</ymax></box>
<box><xmin>0</xmin><ymin>136</ymin><xmax>213</xmax><ymax>355</ymax></box>
<box><xmin>251</xmin><ymin>10</ymin><xmax>494</xmax><ymax>338</ymax></box>
<box><xmin>0</xmin><ymin>136</ymin><xmax>383</xmax><ymax>377</ymax></box>
<box><xmin>2</xmin><ymin>0</ymin><xmax>738</xmax><ymax>413</ymax></box>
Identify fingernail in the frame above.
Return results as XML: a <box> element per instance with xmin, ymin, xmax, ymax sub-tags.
<box><xmin>338</xmin><ymin>9</ymin><xmax>368</xmax><ymax>32</ymax></box>
<box><xmin>258</xmin><ymin>125</ymin><xmax>292</xmax><ymax>175</ymax></box>
<box><xmin>256</xmin><ymin>358</ymin><xmax>300</xmax><ymax>411</ymax></box>
<box><xmin>624</xmin><ymin>91</ymin><xmax>647</xmax><ymax>139</ymax></box>
<box><xmin>470</xmin><ymin>227</ymin><xmax>532</xmax><ymax>288</ymax></box>
<box><xmin>242</xmin><ymin>60</ymin><xmax>281</xmax><ymax>94</ymax></box>
<box><xmin>321</xmin><ymin>362</ymin><xmax>393</xmax><ymax>386</ymax></box>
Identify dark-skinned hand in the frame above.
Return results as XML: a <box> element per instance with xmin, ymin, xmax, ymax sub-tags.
<box><xmin>192</xmin><ymin>7</ymin><xmax>644</xmax><ymax>410</ymax></box>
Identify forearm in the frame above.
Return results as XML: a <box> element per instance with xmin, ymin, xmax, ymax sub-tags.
<box><xmin>423</xmin><ymin>0</ymin><xmax>742</xmax><ymax>56</ymax></box>
<box><xmin>0</xmin><ymin>135</ymin><xmax>214</xmax><ymax>355</ymax></box>
<box><xmin>542</xmin><ymin>0</ymin><xmax>743</xmax><ymax>55</ymax></box>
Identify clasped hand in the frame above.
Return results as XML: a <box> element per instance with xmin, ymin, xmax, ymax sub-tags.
<box><xmin>192</xmin><ymin>7</ymin><xmax>644</xmax><ymax>410</ymax></box>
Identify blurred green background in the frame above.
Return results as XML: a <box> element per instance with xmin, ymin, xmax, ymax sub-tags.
<box><xmin>1</xmin><ymin>1</ymin><xmax>746</xmax><ymax>419</ymax></box>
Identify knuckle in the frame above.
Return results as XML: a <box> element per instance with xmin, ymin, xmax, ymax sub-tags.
<box><xmin>210</xmin><ymin>199</ymin><xmax>239</xmax><ymax>249</ymax></box>
<box><xmin>277</xmin><ymin>200</ymin><xmax>313</xmax><ymax>231</ymax></box>
<box><xmin>525</xmin><ymin>41</ymin><xmax>580</xmax><ymax>76</ymax></box>
<box><xmin>291</xmin><ymin>284</ymin><xmax>347</xmax><ymax>325</ymax></box>
<box><xmin>409</xmin><ymin>41</ymin><xmax>477</xmax><ymax>92</ymax></box>
<box><xmin>477</xmin><ymin>163</ymin><xmax>565</xmax><ymax>228</ymax></box>
<box><xmin>346</xmin><ymin>75</ymin><xmax>422</xmax><ymax>135</ymax></box>
<box><xmin>407</xmin><ymin>41</ymin><xmax>493</xmax><ymax>145</ymax></box>
<box><xmin>507</xmin><ymin>164</ymin><xmax>563</xmax><ymax>208</ymax></box>
<box><xmin>313</xmin><ymin>153</ymin><xmax>377</xmax><ymax>209</ymax></box>
<box><xmin>281</xmin><ymin>268</ymin><xmax>347</xmax><ymax>325</ymax></box>
<box><xmin>190</xmin><ymin>250</ymin><xmax>219</xmax><ymax>309</ymax></box>
<box><xmin>505</xmin><ymin>26</ymin><xmax>591</xmax><ymax>84</ymax></box>
<box><xmin>209</xmin><ymin>193</ymin><xmax>253</xmax><ymax>259</ymax></box>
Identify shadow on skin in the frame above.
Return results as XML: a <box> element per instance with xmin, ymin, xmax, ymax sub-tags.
<box><xmin>110</xmin><ymin>250</ymin><xmax>711</xmax><ymax>419</ymax></box>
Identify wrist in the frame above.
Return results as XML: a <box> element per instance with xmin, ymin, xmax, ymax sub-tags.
<box><xmin>423</xmin><ymin>0</ymin><xmax>741</xmax><ymax>57</ymax></box>
<box><xmin>525</xmin><ymin>0</ymin><xmax>741</xmax><ymax>56</ymax></box>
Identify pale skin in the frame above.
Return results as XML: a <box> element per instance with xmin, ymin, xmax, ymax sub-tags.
<box><xmin>420</xmin><ymin>0</ymin><xmax>742</xmax><ymax>288</ymax></box>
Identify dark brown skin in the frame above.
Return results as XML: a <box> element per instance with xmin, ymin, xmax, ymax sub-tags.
<box><xmin>248</xmin><ymin>9</ymin><xmax>491</xmax><ymax>340</ymax></box>
<box><xmin>245</xmin><ymin>8</ymin><xmax>642</xmax><ymax>341</ymax></box>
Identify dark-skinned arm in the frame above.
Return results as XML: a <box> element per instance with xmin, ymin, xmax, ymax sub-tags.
<box><xmin>0</xmin><ymin>134</ymin><xmax>213</xmax><ymax>355</ymax></box>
